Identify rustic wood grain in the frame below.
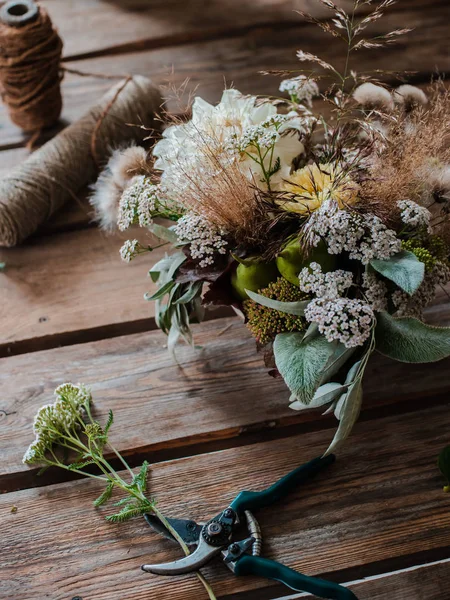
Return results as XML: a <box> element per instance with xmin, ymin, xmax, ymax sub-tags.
<box><xmin>1</xmin><ymin>403</ymin><xmax>449</xmax><ymax>600</ymax></box>
<box><xmin>0</xmin><ymin>0</ymin><xmax>447</xmax><ymax>149</ymax></box>
<box><xmin>42</xmin><ymin>0</ymin><xmax>357</xmax><ymax>59</ymax></box>
<box><xmin>270</xmin><ymin>560</ymin><xmax>450</xmax><ymax>600</ymax></box>
<box><xmin>1</xmin><ymin>316</ymin><xmax>449</xmax><ymax>491</ymax></box>
<box><xmin>0</xmin><ymin>226</ymin><xmax>166</xmax><ymax>352</ymax></box>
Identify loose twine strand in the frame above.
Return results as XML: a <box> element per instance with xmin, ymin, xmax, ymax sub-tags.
<box><xmin>0</xmin><ymin>4</ymin><xmax>63</xmax><ymax>131</ymax></box>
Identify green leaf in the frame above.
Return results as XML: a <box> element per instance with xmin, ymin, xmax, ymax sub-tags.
<box><xmin>289</xmin><ymin>382</ymin><xmax>348</xmax><ymax>411</ymax></box>
<box><xmin>321</xmin><ymin>345</ymin><xmax>356</xmax><ymax>384</ymax></box>
<box><xmin>370</xmin><ymin>250</ymin><xmax>424</xmax><ymax>295</ymax></box>
<box><xmin>438</xmin><ymin>446</ymin><xmax>450</xmax><ymax>488</ymax></box>
<box><xmin>375</xmin><ymin>311</ymin><xmax>450</xmax><ymax>363</ymax></box>
<box><xmin>274</xmin><ymin>333</ymin><xmax>336</xmax><ymax>405</ymax></box>
<box><xmin>246</xmin><ymin>289</ymin><xmax>309</xmax><ymax>316</ymax></box>
<box><xmin>132</xmin><ymin>460</ymin><xmax>149</xmax><ymax>493</ymax></box>
<box><xmin>149</xmin><ymin>223</ymin><xmax>178</xmax><ymax>243</ymax></box>
<box><xmin>104</xmin><ymin>409</ymin><xmax>114</xmax><ymax>435</ymax></box>
<box><xmin>93</xmin><ymin>481</ymin><xmax>114</xmax><ymax>507</ymax></box>
<box><xmin>334</xmin><ymin>360</ymin><xmax>362</xmax><ymax>420</ymax></box>
<box><xmin>37</xmin><ymin>465</ymin><xmax>51</xmax><ymax>476</ymax></box>
<box><xmin>106</xmin><ymin>505</ymin><xmax>145</xmax><ymax>523</ymax></box>
<box><xmin>324</xmin><ymin>378</ymin><xmax>363</xmax><ymax>456</ymax></box>
<box><xmin>68</xmin><ymin>459</ymin><xmax>96</xmax><ymax>471</ymax></box>
<box><xmin>174</xmin><ymin>281</ymin><xmax>203</xmax><ymax>304</ymax></box>
<box><xmin>145</xmin><ymin>280</ymin><xmax>175</xmax><ymax>301</ymax></box>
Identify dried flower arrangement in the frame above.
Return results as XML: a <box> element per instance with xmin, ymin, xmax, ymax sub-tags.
<box><xmin>91</xmin><ymin>0</ymin><xmax>450</xmax><ymax>455</ymax></box>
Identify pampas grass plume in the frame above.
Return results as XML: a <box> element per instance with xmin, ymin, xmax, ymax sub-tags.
<box><xmin>90</xmin><ymin>145</ymin><xmax>149</xmax><ymax>230</ymax></box>
<box><xmin>393</xmin><ymin>85</ymin><xmax>428</xmax><ymax>110</ymax></box>
<box><xmin>353</xmin><ymin>82</ymin><xmax>394</xmax><ymax>111</ymax></box>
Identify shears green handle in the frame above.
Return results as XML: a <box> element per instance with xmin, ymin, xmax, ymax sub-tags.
<box><xmin>230</xmin><ymin>454</ymin><xmax>335</xmax><ymax>516</ymax></box>
<box><xmin>234</xmin><ymin>555</ymin><xmax>357</xmax><ymax>600</ymax></box>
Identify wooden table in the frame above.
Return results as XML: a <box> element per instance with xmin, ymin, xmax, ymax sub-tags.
<box><xmin>1</xmin><ymin>1</ymin><xmax>450</xmax><ymax>598</ymax></box>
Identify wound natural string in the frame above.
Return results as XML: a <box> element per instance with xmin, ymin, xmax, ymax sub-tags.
<box><xmin>0</xmin><ymin>0</ymin><xmax>63</xmax><ymax>131</ymax></box>
<box><xmin>0</xmin><ymin>75</ymin><xmax>162</xmax><ymax>247</ymax></box>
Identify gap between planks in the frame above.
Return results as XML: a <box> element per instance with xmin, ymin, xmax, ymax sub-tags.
<box><xmin>1</xmin><ymin>316</ymin><xmax>449</xmax><ymax>494</ymax></box>
<box><xmin>241</xmin><ymin>558</ymin><xmax>450</xmax><ymax>600</ymax></box>
<box><xmin>1</xmin><ymin>403</ymin><xmax>450</xmax><ymax>599</ymax></box>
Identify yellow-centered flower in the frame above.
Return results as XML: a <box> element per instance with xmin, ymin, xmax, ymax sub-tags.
<box><xmin>276</xmin><ymin>163</ymin><xmax>359</xmax><ymax>214</ymax></box>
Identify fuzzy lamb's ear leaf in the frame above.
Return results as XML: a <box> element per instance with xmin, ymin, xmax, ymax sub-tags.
<box><xmin>370</xmin><ymin>250</ymin><xmax>424</xmax><ymax>295</ymax></box>
<box><xmin>324</xmin><ymin>378</ymin><xmax>363</xmax><ymax>456</ymax></box>
<box><xmin>245</xmin><ymin>289</ymin><xmax>309</xmax><ymax>316</ymax></box>
<box><xmin>375</xmin><ymin>311</ymin><xmax>450</xmax><ymax>363</ymax></box>
<box><xmin>289</xmin><ymin>382</ymin><xmax>348</xmax><ymax>411</ymax></box>
<box><xmin>320</xmin><ymin>345</ymin><xmax>356</xmax><ymax>384</ymax></box>
<box><xmin>274</xmin><ymin>332</ymin><xmax>336</xmax><ymax>405</ymax></box>
<box><xmin>149</xmin><ymin>222</ymin><xmax>179</xmax><ymax>244</ymax></box>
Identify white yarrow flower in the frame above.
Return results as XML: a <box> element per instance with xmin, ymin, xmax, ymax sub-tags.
<box><xmin>174</xmin><ymin>213</ymin><xmax>228</xmax><ymax>268</ymax></box>
<box><xmin>279</xmin><ymin>75</ymin><xmax>319</xmax><ymax>107</ymax></box>
<box><xmin>397</xmin><ymin>200</ymin><xmax>431</xmax><ymax>229</ymax></box>
<box><xmin>120</xmin><ymin>239</ymin><xmax>141</xmax><ymax>262</ymax></box>
<box><xmin>305</xmin><ymin>200</ymin><xmax>401</xmax><ymax>264</ymax></box>
<box><xmin>305</xmin><ymin>297</ymin><xmax>374</xmax><ymax>348</ymax></box>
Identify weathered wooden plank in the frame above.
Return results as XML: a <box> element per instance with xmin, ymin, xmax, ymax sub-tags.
<box><xmin>0</xmin><ymin>226</ymin><xmax>166</xmax><ymax>352</ymax></box>
<box><xmin>276</xmin><ymin>559</ymin><xmax>450</xmax><ymax>600</ymax></box>
<box><xmin>1</xmin><ymin>403</ymin><xmax>449</xmax><ymax>599</ymax></box>
<box><xmin>42</xmin><ymin>0</ymin><xmax>356</xmax><ymax>59</ymax></box>
<box><xmin>0</xmin><ymin>0</ymin><xmax>447</xmax><ymax>149</ymax></box>
<box><xmin>1</xmin><ymin>316</ymin><xmax>449</xmax><ymax>491</ymax></box>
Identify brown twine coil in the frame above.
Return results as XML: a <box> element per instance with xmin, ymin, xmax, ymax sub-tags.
<box><xmin>0</xmin><ymin>75</ymin><xmax>162</xmax><ymax>247</ymax></box>
<box><xmin>0</xmin><ymin>0</ymin><xmax>63</xmax><ymax>131</ymax></box>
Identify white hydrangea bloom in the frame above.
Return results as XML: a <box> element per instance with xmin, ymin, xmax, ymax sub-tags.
<box><xmin>397</xmin><ymin>200</ymin><xmax>431</xmax><ymax>229</ymax></box>
<box><xmin>174</xmin><ymin>213</ymin><xmax>227</xmax><ymax>268</ymax></box>
<box><xmin>305</xmin><ymin>297</ymin><xmax>374</xmax><ymax>348</ymax></box>
<box><xmin>279</xmin><ymin>75</ymin><xmax>319</xmax><ymax>107</ymax></box>
<box><xmin>305</xmin><ymin>200</ymin><xmax>401</xmax><ymax>264</ymax></box>
<box><xmin>299</xmin><ymin>262</ymin><xmax>353</xmax><ymax>298</ymax></box>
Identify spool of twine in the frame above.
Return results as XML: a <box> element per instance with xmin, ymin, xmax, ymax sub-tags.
<box><xmin>0</xmin><ymin>75</ymin><xmax>162</xmax><ymax>247</ymax></box>
<box><xmin>0</xmin><ymin>0</ymin><xmax>63</xmax><ymax>131</ymax></box>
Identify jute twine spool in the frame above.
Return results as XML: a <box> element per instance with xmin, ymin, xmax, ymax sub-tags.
<box><xmin>0</xmin><ymin>0</ymin><xmax>63</xmax><ymax>131</ymax></box>
<box><xmin>0</xmin><ymin>75</ymin><xmax>162</xmax><ymax>247</ymax></box>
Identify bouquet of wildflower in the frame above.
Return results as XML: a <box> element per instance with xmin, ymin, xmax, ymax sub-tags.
<box><xmin>91</xmin><ymin>0</ymin><xmax>450</xmax><ymax>454</ymax></box>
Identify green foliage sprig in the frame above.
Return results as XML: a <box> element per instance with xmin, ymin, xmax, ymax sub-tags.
<box><xmin>23</xmin><ymin>384</ymin><xmax>217</xmax><ymax>600</ymax></box>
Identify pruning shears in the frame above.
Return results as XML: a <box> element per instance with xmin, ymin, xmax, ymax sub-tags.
<box><xmin>142</xmin><ymin>454</ymin><xmax>358</xmax><ymax>600</ymax></box>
